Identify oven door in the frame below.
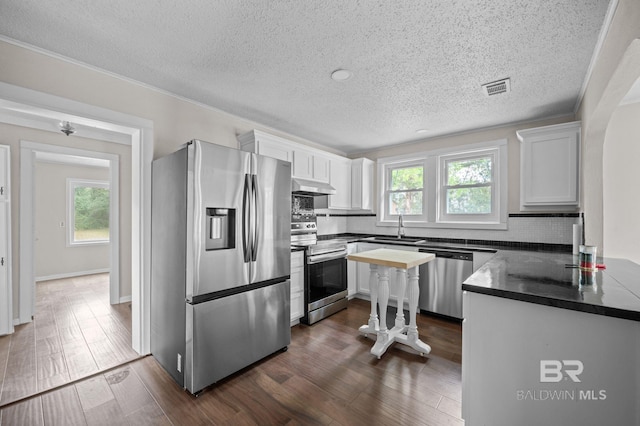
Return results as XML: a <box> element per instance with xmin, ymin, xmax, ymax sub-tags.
<box><xmin>305</xmin><ymin>252</ymin><xmax>347</xmax><ymax>315</ymax></box>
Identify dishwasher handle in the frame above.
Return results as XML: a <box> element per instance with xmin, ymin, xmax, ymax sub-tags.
<box><xmin>419</xmin><ymin>249</ymin><xmax>473</xmax><ymax>262</ymax></box>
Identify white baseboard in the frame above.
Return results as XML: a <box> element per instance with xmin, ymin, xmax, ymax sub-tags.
<box><xmin>119</xmin><ymin>295</ymin><xmax>132</xmax><ymax>304</ymax></box>
<box><xmin>35</xmin><ymin>268</ymin><xmax>110</xmax><ymax>282</ymax></box>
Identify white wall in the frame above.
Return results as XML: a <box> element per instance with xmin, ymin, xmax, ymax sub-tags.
<box><xmin>0</xmin><ymin>38</ymin><xmax>336</xmax><ymax>322</ymax></box>
<box><xmin>350</xmin><ymin>116</ymin><xmax>575</xmax><ymax>214</ymax></box>
<box><xmin>603</xmin><ymin>101</ymin><xmax>640</xmax><ymax>263</ymax></box>
<box><xmin>35</xmin><ymin>161</ymin><xmax>110</xmax><ymax>279</ymax></box>
<box><xmin>577</xmin><ymin>0</ymin><xmax>640</xmax><ymax>251</ymax></box>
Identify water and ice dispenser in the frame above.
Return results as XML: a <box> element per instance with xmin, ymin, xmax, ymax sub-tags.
<box><xmin>205</xmin><ymin>208</ymin><xmax>235</xmax><ymax>250</ymax></box>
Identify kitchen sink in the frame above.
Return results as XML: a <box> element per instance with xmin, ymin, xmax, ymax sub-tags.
<box><xmin>364</xmin><ymin>236</ymin><xmax>426</xmax><ymax>244</ymax></box>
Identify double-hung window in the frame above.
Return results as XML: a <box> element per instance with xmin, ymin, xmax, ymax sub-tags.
<box><xmin>378</xmin><ymin>139</ymin><xmax>507</xmax><ymax>229</ymax></box>
<box><xmin>67</xmin><ymin>179</ymin><xmax>110</xmax><ymax>246</ymax></box>
<box><xmin>439</xmin><ymin>149</ymin><xmax>500</xmax><ymax>223</ymax></box>
<box><xmin>381</xmin><ymin>160</ymin><xmax>427</xmax><ymax>223</ymax></box>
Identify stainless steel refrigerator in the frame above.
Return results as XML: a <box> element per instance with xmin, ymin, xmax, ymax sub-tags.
<box><xmin>151</xmin><ymin>140</ymin><xmax>291</xmax><ymax>394</ymax></box>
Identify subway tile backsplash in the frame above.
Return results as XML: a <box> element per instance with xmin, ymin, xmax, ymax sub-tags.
<box><xmin>315</xmin><ymin>213</ymin><xmax>580</xmax><ymax>246</ymax></box>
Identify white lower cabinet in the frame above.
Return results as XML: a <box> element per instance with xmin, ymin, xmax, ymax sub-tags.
<box><xmin>347</xmin><ymin>243</ymin><xmax>358</xmax><ymax>297</ymax></box>
<box><xmin>462</xmin><ymin>291</ymin><xmax>640</xmax><ymax>425</ymax></box>
<box><xmin>290</xmin><ymin>250</ymin><xmax>305</xmax><ymax>324</ymax></box>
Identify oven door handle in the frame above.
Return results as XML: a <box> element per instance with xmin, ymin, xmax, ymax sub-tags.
<box><xmin>307</xmin><ymin>249</ymin><xmax>348</xmax><ymax>264</ymax></box>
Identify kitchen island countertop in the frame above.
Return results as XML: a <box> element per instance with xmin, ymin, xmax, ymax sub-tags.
<box><xmin>462</xmin><ymin>249</ymin><xmax>640</xmax><ymax>321</ymax></box>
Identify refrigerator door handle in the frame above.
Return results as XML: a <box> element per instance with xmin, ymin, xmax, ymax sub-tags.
<box><xmin>242</xmin><ymin>173</ymin><xmax>251</xmax><ymax>263</ymax></box>
<box><xmin>251</xmin><ymin>174</ymin><xmax>259</xmax><ymax>262</ymax></box>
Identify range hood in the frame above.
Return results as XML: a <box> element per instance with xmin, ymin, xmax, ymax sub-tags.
<box><xmin>291</xmin><ymin>177</ymin><xmax>336</xmax><ymax>196</ymax></box>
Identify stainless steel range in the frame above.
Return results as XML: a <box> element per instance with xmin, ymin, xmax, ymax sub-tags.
<box><xmin>291</xmin><ymin>195</ymin><xmax>348</xmax><ymax>325</ymax></box>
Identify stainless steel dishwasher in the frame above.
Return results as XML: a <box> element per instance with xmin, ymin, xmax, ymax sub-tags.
<box><xmin>418</xmin><ymin>248</ymin><xmax>473</xmax><ymax>319</ymax></box>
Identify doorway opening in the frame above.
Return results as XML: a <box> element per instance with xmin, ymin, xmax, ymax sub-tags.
<box><xmin>0</xmin><ymin>81</ymin><xmax>153</xmax><ymax>359</ymax></box>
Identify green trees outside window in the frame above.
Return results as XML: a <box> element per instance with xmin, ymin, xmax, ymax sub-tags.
<box><xmin>444</xmin><ymin>156</ymin><xmax>492</xmax><ymax>214</ymax></box>
<box><xmin>388</xmin><ymin>165</ymin><xmax>423</xmax><ymax>215</ymax></box>
<box><xmin>72</xmin><ymin>183</ymin><xmax>110</xmax><ymax>242</ymax></box>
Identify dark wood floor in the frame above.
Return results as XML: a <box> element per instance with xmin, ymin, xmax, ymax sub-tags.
<box><xmin>0</xmin><ymin>298</ymin><xmax>463</xmax><ymax>425</ymax></box>
<box><xmin>0</xmin><ymin>274</ymin><xmax>138</xmax><ymax>406</ymax></box>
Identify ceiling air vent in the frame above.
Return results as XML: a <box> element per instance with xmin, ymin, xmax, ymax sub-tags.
<box><xmin>482</xmin><ymin>78</ymin><xmax>511</xmax><ymax>96</ymax></box>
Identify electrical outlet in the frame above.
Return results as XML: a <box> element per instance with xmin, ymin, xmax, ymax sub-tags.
<box><xmin>177</xmin><ymin>353</ymin><xmax>182</xmax><ymax>372</ymax></box>
<box><xmin>59</xmin><ymin>221</ymin><xmax>65</xmax><ymax>228</ymax></box>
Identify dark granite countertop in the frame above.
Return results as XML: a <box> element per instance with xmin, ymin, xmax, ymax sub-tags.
<box><xmin>463</xmin><ymin>250</ymin><xmax>640</xmax><ymax>322</ymax></box>
<box><xmin>320</xmin><ymin>233</ymin><xmax>640</xmax><ymax>321</ymax></box>
<box><xmin>317</xmin><ymin>233</ymin><xmax>568</xmax><ymax>253</ymax></box>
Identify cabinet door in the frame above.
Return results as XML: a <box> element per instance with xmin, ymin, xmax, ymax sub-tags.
<box><xmin>290</xmin><ymin>251</ymin><xmax>305</xmax><ymax>323</ymax></box>
<box><xmin>347</xmin><ymin>243</ymin><xmax>358</xmax><ymax>297</ymax></box>
<box><xmin>518</xmin><ymin>122</ymin><xmax>580</xmax><ymax>209</ymax></box>
<box><xmin>292</xmin><ymin>150</ymin><xmax>314</xmax><ymax>179</ymax></box>
<box><xmin>289</xmin><ymin>273</ymin><xmax>304</xmax><ymax>322</ymax></box>
<box><xmin>351</xmin><ymin>158</ymin><xmax>374</xmax><ymax>211</ymax></box>
<box><xmin>355</xmin><ymin>243</ymin><xmax>382</xmax><ymax>295</ymax></box>
<box><xmin>257</xmin><ymin>140</ymin><xmax>292</xmax><ymax>163</ymax></box>
<box><xmin>312</xmin><ymin>155</ymin><xmax>330</xmax><ymax>183</ymax></box>
<box><xmin>327</xmin><ymin>157</ymin><xmax>352</xmax><ymax>209</ymax></box>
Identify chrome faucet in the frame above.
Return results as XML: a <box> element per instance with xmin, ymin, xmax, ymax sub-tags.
<box><xmin>397</xmin><ymin>214</ymin><xmax>405</xmax><ymax>238</ymax></box>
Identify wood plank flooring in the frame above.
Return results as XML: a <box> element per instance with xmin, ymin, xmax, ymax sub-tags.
<box><xmin>0</xmin><ymin>298</ymin><xmax>463</xmax><ymax>425</ymax></box>
<box><xmin>0</xmin><ymin>274</ymin><xmax>139</xmax><ymax>406</ymax></box>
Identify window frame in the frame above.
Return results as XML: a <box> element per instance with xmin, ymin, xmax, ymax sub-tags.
<box><xmin>377</xmin><ymin>139</ymin><xmax>507</xmax><ymax>230</ymax></box>
<box><xmin>379</xmin><ymin>158</ymin><xmax>428</xmax><ymax>224</ymax></box>
<box><xmin>438</xmin><ymin>148</ymin><xmax>499</xmax><ymax>223</ymax></box>
<box><xmin>67</xmin><ymin>178</ymin><xmax>111</xmax><ymax>246</ymax></box>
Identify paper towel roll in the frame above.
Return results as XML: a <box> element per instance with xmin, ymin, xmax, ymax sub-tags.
<box><xmin>573</xmin><ymin>224</ymin><xmax>583</xmax><ymax>255</ymax></box>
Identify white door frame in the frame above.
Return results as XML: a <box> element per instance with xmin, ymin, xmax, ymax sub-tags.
<box><xmin>0</xmin><ymin>144</ymin><xmax>13</xmax><ymax>336</ymax></box>
<box><xmin>21</xmin><ymin>141</ymin><xmax>120</xmax><ymax>303</ymax></box>
<box><xmin>0</xmin><ymin>82</ymin><xmax>153</xmax><ymax>355</ymax></box>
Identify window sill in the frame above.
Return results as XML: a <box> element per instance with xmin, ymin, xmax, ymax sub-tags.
<box><xmin>68</xmin><ymin>240</ymin><xmax>110</xmax><ymax>247</ymax></box>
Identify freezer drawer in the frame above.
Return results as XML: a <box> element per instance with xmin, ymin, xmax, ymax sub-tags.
<box><xmin>184</xmin><ymin>280</ymin><xmax>291</xmax><ymax>394</ymax></box>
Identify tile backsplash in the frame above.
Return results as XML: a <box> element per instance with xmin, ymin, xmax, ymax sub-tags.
<box><xmin>316</xmin><ymin>213</ymin><xmax>580</xmax><ymax>245</ymax></box>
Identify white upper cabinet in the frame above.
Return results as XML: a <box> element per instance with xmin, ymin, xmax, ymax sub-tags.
<box><xmin>292</xmin><ymin>149</ymin><xmax>330</xmax><ymax>183</ymax></box>
<box><xmin>312</xmin><ymin>155</ymin><xmax>330</xmax><ymax>183</ymax></box>
<box><xmin>292</xmin><ymin>149</ymin><xmax>313</xmax><ymax>179</ymax></box>
<box><xmin>238</xmin><ymin>130</ymin><xmax>374</xmax><ymax>210</ymax></box>
<box><xmin>351</xmin><ymin>157</ymin><xmax>374</xmax><ymax>211</ymax></box>
<box><xmin>238</xmin><ymin>130</ymin><xmax>330</xmax><ymax>182</ymax></box>
<box><xmin>326</xmin><ymin>156</ymin><xmax>352</xmax><ymax>209</ymax></box>
<box><xmin>517</xmin><ymin>121</ymin><xmax>581</xmax><ymax>210</ymax></box>
<box><xmin>237</xmin><ymin>129</ymin><xmax>292</xmax><ymax>163</ymax></box>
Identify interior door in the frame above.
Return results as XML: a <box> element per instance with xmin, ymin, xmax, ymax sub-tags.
<box><xmin>251</xmin><ymin>154</ymin><xmax>291</xmax><ymax>284</ymax></box>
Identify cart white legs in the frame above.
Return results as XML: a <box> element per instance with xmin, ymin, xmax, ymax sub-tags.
<box><xmin>359</xmin><ymin>264</ymin><xmax>431</xmax><ymax>359</ymax></box>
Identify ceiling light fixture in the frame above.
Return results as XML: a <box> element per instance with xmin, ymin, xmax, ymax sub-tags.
<box><xmin>331</xmin><ymin>69</ymin><xmax>352</xmax><ymax>82</ymax></box>
<box><xmin>416</xmin><ymin>129</ymin><xmax>429</xmax><ymax>134</ymax></box>
<box><xmin>59</xmin><ymin>121</ymin><xmax>76</xmax><ymax>136</ymax></box>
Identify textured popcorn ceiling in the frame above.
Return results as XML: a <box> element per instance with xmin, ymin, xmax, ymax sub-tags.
<box><xmin>0</xmin><ymin>1</ymin><xmax>612</xmax><ymax>153</ymax></box>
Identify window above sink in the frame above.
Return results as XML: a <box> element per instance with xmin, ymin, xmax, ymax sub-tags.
<box><xmin>377</xmin><ymin>139</ymin><xmax>508</xmax><ymax>230</ymax></box>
